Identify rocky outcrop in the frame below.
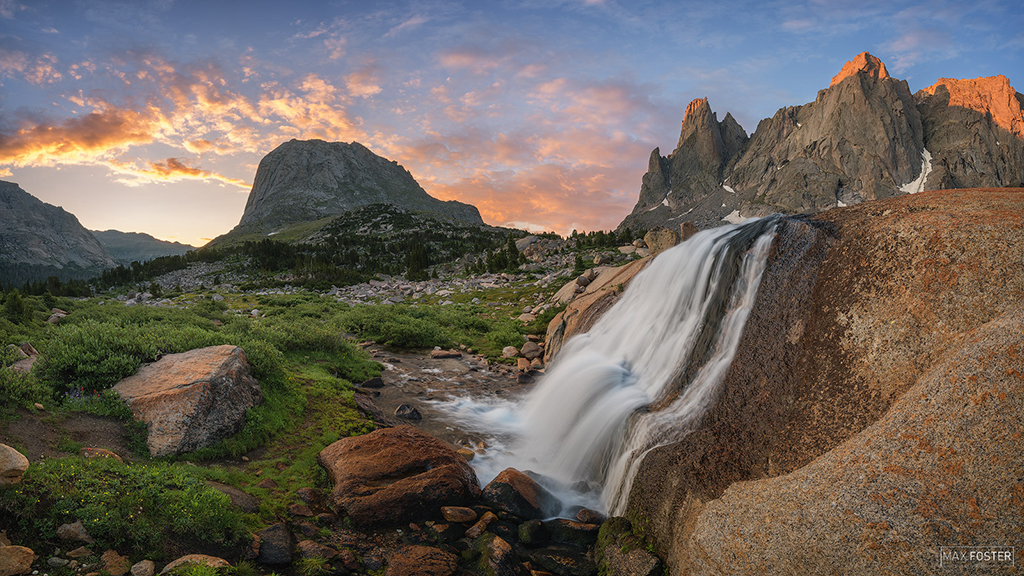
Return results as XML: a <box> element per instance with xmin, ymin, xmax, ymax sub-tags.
<box><xmin>90</xmin><ymin>230</ymin><xmax>194</xmax><ymax>266</ymax></box>
<box><xmin>218</xmin><ymin>140</ymin><xmax>482</xmax><ymax>241</ymax></box>
<box><xmin>0</xmin><ymin>543</ymin><xmax>36</xmax><ymax>576</ymax></box>
<box><xmin>385</xmin><ymin>545</ymin><xmax>459</xmax><ymax>576</ymax></box>
<box><xmin>481</xmin><ymin>468</ymin><xmax>561</xmax><ymax>520</ymax></box>
<box><xmin>545</xmin><ymin>257</ymin><xmax>651</xmax><ymax>362</ymax></box>
<box><xmin>618</xmin><ymin>52</ymin><xmax>1023</xmax><ymax>232</ymax></box>
<box><xmin>112</xmin><ymin>345</ymin><xmax>263</xmax><ymax>457</ymax></box>
<box><xmin>626</xmin><ymin>189</ymin><xmax>1024</xmax><ymax>575</ymax></box>
<box><xmin>317</xmin><ymin>425</ymin><xmax>480</xmax><ymax>527</ymax></box>
<box><xmin>0</xmin><ymin>181</ymin><xmax>115</xmax><ymax>284</ymax></box>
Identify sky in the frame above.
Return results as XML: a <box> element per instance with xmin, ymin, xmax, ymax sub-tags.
<box><xmin>0</xmin><ymin>0</ymin><xmax>1021</xmax><ymax>246</ymax></box>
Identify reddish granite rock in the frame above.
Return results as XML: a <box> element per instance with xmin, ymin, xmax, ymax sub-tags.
<box><xmin>317</xmin><ymin>425</ymin><xmax>480</xmax><ymax>527</ymax></box>
<box><xmin>384</xmin><ymin>545</ymin><xmax>459</xmax><ymax>576</ymax></box>
<box><xmin>482</xmin><ymin>468</ymin><xmax>560</xmax><ymax>520</ymax></box>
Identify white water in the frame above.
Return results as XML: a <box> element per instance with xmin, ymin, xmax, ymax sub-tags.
<box><xmin>435</xmin><ymin>217</ymin><xmax>779</xmax><ymax>515</ymax></box>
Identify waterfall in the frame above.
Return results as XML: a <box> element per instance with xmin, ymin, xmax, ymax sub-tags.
<box><xmin>437</xmin><ymin>216</ymin><xmax>780</xmax><ymax>515</ymax></box>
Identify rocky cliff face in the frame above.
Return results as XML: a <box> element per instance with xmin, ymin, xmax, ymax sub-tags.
<box><xmin>623</xmin><ymin>188</ymin><xmax>1024</xmax><ymax>575</ymax></box>
<box><xmin>0</xmin><ymin>181</ymin><xmax>115</xmax><ymax>284</ymax></box>
<box><xmin>619</xmin><ymin>52</ymin><xmax>1024</xmax><ymax>232</ymax></box>
<box><xmin>222</xmin><ymin>140</ymin><xmax>482</xmax><ymax>240</ymax></box>
<box><xmin>91</xmin><ymin>230</ymin><xmax>195</xmax><ymax>266</ymax></box>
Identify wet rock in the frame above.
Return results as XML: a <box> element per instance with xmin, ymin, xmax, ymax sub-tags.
<box><xmin>113</xmin><ymin>345</ymin><xmax>263</xmax><ymax>457</ymax></box>
<box><xmin>456</xmin><ymin>448</ymin><xmax>475</xmax><ymax>461</ymax></box>
<box><xmin>482</xmin><ymin>468</ymin><xmax>561</xmax><ymax>520</ymax></box>
<box><xmin>543</xmin><ymin>519</ymin><xmax>600</xmax><ymax>547</ymax></box>
<box><xmin>470</xmin><ymin>533</ymin><xmax>527</xmax><ymax>576</ymax></box>
<box><xmin>0</xmin><ymin>444</ymin><xmax>29</xmax><ymax>486</ymax></box>
<box><xmin>257</xmin><ymin>523</ymin><xmax>292</xmax><ymax>564</ymax></box>
<box><xmin>318</xmin><ymin>425</ymin><xmax>479</xmax><ymax>527</ymax></box>
<box><xmin>159</xmin><ymin>555</ymin><xmax>230</xmax><ymax>575</ymax></box>
<box><xmin>441</xmin><ymin>506</ymin><xmax>477</xmax><ymax>523</ymax></box>
<box><xmin>385</xmin><ymin>545</ymin><xmax>459</xmax><ymax>576</ymax></box>
<box><xmin>576</xmin><ymin>509</ymin><xmax>606</xmax><ymax>524</ymax></box>
<box><xmin>525</xmin><ymin>548</ymin><xmax>597</xmax><ymax>576</ymax></box>
<box><xmin>517</xmin><ymin>519</ymin><xmax>548</xmax><ymax>547</ymax></box>
<box><xmin>465</xmin><ymin>511</ymin><xmax>498</xmax><ymax>539</ymax></box>
<box><xmin>395</xmin><ymin>404</ymin><xmax>422</xmax><ymax>420</ymax></box>
<box><xmin>360</xmin><ymin>376</ymin><xmax>384</xmax><ymax>389</ymax></box>
<box><xmin>295</xmin><ymin>540</ymin><xmax>338</xmax><ymax>560</ymax></box>
<box><xmin>596</xmin><ymin>518</ymin><xmax>662</xmax><ymax>576</ymax></box>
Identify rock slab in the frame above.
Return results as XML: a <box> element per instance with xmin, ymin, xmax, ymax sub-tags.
<box><xmin>317</xmin><ymin>425</ymin><xmax>480</xmax><ymax>527</ymax></box>
<box><xmin>0</xmin><ymin>444</ymin><xmax>28</xmax><ymax>486</ymax></box>
<box><xmin>113</xmin><ymin>345</ymin><xmax>263</xmax><ymax>457</ymax></box>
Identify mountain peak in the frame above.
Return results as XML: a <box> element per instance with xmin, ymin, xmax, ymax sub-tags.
<box><xmin>683</xmin><ymin>97</ymin><xmax>710</xmax><ymax>125</ymax></box>
<box><xmin>830</xmin><ymin>52</ymin><xmax>891</xmax><ymax>87</ymax></box>
<box><xmin>919</xmin><ymin>75</ymin><xmax>1024</xmax><ymax>138</ymax></box>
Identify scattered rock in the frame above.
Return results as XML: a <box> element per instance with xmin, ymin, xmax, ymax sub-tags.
<box><xmin>482</xmin><ymin>468</ymin><xmax>561</xmax><ymax>520</ymax></box>
<box><xmin>385</xmin><ymin>545</ymin><xmax>459</xmax><ymax>576</ymax></box>
<box><xmin>525</xmin><ymin>548</ymin><xmax>596</xmax><ymax>576</ymax></box>
<box><xmin>520</xmin><ymin>341</ymin><xmax>543</xmax><ymax>360</ymax></box>
<box><xmin>395</xmin><ymin>404</ymin><xmax>422</xmax><ymax>420</ymax></box>
<box><xmin>130</xmin><ymin>560</ymin><xmax>155</xmax><ymax>576</ymax></box>
<box><xmin>576</xmin><ymin>509</ymin><xmax>606</xmax><ymax>524</ymax></box>
<box><xmin>112</xmin><ymin>345</ymin><xmax>263</xmax><ymax>457</ymax></box>
<box><xmin>32</xmin><ymin>403</ymin><xmax>44</xmax><ymax>411</ymax></box>
<box><xmin>8</xmin><ymin>357</ymin><xmax>34</xmax><ymax>374</ymax></box>
<box><xmin>0</xmin><ymin>444</ymin><xmax>29</xmax><ymax>486</ymax></box>
<box><xmin>471</xmin><ymin>533</ymin><xmax>524</xmax><ymax>576</ymax></box>
<box><xmin>318</xmin><ymin>425</ymin><xmax>480</xmax><ymax>527</ymax></box>
<box><xmin>430</xmin><ymin>349</ymin><xmax>462</xmax><ymax>359</ymax></box>
<box><xmin>594</xmin><ymin>254</ymin><xmax>610</xmax><ymax>265</ymax></box>
<box><xmin>441</xmin><ymin>506</ymin><xmax>477</xmax><ymax>523</ymax></box>
<box><xmin>47</xmin><ymin>558</ymin><xmax>69</xmax><ymax>568</ymax></box>
<box><xmin>5</xmin><ymin>344</ymin><xmax>27</xmax><ymax>360</ymax></box>
<box><xmin>643</xmin><ymin>226</ymin><xmax>680</xmax><ymax>256</ymax></box>
<box><xmin>256</xmin><ymin>478</ymin><xmax>279</xmax><ymax>489</ymax></box>
<box><xmin>456</xmin><ymin>448</ymin><xmax>475</xmax><ymax>461</ymax></box>
<box><xmin>56</xmin><ymin>520</ymin><xmax>94</xmax><ymax>544</ymax></box>
<box><xmin>206</xmin><ymin>481</ymin><xmax>260</xmax><ymax>513</ymax></box>
<box><xmin>530</xmin><ymin>358</ymin><xmax>544</xmax><ymax>369</ymax></box>
<box><xmin>0</xmin><ymin>545</ymin><xmax>36</xmax><ymax>576</ymax></box>
<box><xmin>295</xmin><ymin>540</ymin><xmax>338</xmax><ymax>560</ymax></box>
<box><xmin>596</xmin><ymin>518</ymin><xmax>662</xmax><ymax>576</ymax></box>
<box><xmin>679</xmin><ymin>221</ymin><xmax>698</xmax><ymax>242</ymax></box>
<box><xmin>501</xmin><ymin>346</ymin><xmax>519</xmax><ymax>358</ymax></box>
<box><xmin>288</xmin><ymin>503</ymin><xmax>314</xmax><ymax>517</ymax></box>
<box><xmin>256</xmin><ymin>523</ymin><xmax>292</xmax><ymax>565</ymax></box>
<box><xmin>19</xmin><ymin>343</ymin><xmax>37</xmax><ymax>357</ymax></box>
<box><xmin>543</xmin><ymin>519</ymin><xmax>600</xmax><ymax>547</ymax></box>
<box><xmin>101</xmin><ymin>550</ymin><xmax>130</xmax><ymax>576</ymax></box>
<box><xmin>575</xmin><ymin>275</ymin><xmax>591</xmax><ymax>288</ymax></box>
<box><xmin>66</xmin><ymin>547</ymin><xmax>91</xmax><ymax>559</ymax></box>
<box><xmin>465</xmin><ymin>511</ymin><xmax>498</xmax><ymax>539</ymax></box>
<box><xmin>516</xmin><ymin>358</ymin><xmax>531</xmax><ymax>372</ymax></box>
<box><xmin>517</xmin><ymin>520</ymin><xmax>548</xmax><ymax>547</ymax></box>
<box><xmin>159</xmin><ymin>555</ymin><xmax>230</xmax><ymax>575</ymax></box>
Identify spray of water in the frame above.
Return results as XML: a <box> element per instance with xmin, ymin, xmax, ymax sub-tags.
<box><xmin>435</xmin><ymin>216</ymin><xmax>779</xmax><ymax>515</ymax></box>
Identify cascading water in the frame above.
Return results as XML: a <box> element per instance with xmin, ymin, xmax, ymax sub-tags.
<box><xmin>436</xmin><ymin>215</ymin><xmax>780</xmax><ymax>515</ymax></box>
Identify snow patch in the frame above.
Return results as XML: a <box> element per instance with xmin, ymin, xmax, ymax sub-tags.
<box><xmin>723</xmin><ymin>185</ymin><xmax>735</xmax><ymax>194</ymax></box>
<box><xmin>797</xmin><ymin>122</ymin><xmax>802</xmax><ymax>128</ymax></box>
<box><xmin>662</xmin><ymin>198</ymin><xmax>670</xmax><ymax>207</ymax></box>
<box><xmin>722</xmin><ymin>210</ymin><xmax>745</xmax><ymax>224</ymax></box>
<box><xmin>899</xmin><ymin>148</ymin><xmax>933</xmax><ymax>194</ymax></box>
<box><xmin>837</xmin><ymin>200</ymin><xmax>848</xmax><ymax>207</ymax></box>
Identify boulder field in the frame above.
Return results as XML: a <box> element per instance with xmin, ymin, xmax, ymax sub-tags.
<box><xmin>601</xmin><ymin>188</ymin><xmax>1024</xmax><ymax>574</ymax></box>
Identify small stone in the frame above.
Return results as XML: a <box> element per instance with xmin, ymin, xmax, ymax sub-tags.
<box><xmin>257</xmin><ymin>523</ymin><xmax>292</xmax><ymax>565</ymax></box>
<box><xmin>32</xmin><ymin>403</ymin><xmax>44</xmax><ymax>411</ymax></box>
<box><xmin>66</xmin><ymin>548</ymin><xmax>91</xmax><ymax>560</ymax></box>
<box><xmin>47</xmin><ymin>558</ymin><xmax>69</xmax><ymax>568</ymax></box>
<box><xmin>81</xmin><ymin>448</ymin><xmax>123</xmax><ymax>463</ymax></box>
<box><xmin>517</xmin><ymin>358</ymin><xmax>531</xmax><ymax>372</ymax></box>
<box><xmin>465</xmin><ymin>511</ymin><xmax>498</xmax><ymax>538</ymax></box>
<box><xmin>501</xmin><ymin>346</ymin><xmax>519</xmax><ymax>358</ymax></box>
<box><xmin>531</xmin><ymin>358</ymin><xmax>544</xmax><ymax>369</ymax></box>
<box><xmin>395</xmin><ymin>404</ymin><xmax>422</xmax><ymax>420</ymax></box>
<box><xmin>576</xmin><ymin>508</ymin><xmax>606</xmax><ymax>524</ymax></box>
<box><xmin>430</xmin><ymin>349</ymin><xmax>462</xmax><ymax>359</ymax></box>
<box><xmin>360</xmin><ymin>377</ymin><xmax>385</xmax><ymax>389</ymax></box>
<box><xmin>520</xmin><ymin>341</ymin><xmax>543</xmax><ymax>360</ymax></box>
<box><xmin>256</xmin><ymin>478</ymin><xmax>278</xmax><ymax>489</ymax></box>
<box><xmin>288</xmin><ymin>503</ymin><xmax>314</xmax><ymax>517</ymax></box>
<box><xmin>441</xmin><ymin>506</ymin><xmax>478</xmax><ymax>523</ymax></box>
<box><xmin>457</xmin><ymin>448</ymin><xmax>476</xmax><ymax>462</ymax></box>
<box><xmin>295</xmin><ymin>540</ymin><xmax>338</xmax><ymax>560</ymax></box>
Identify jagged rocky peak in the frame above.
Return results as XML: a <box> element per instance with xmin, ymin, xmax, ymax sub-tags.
<box><xmin>224</xmin><ymin>139</ymin><xmax>482</xmax><ymax>240</ymax></box>
<box><xmin>618</xmin><ymin>51</ymin><xmax>1024</xmax><ymax>232</ymax></box>
<box><xmin>830</xmin><ymin>51</ymin><xmax>891</xmax><ymax>87</ymax></box>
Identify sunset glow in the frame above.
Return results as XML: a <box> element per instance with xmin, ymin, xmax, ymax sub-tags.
<box><xmin>1</xmin><ymin>0</ymin><xmax>1021</xmax><ymax>246</ymax></box>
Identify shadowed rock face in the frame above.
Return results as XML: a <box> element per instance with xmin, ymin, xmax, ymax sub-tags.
<box><xmin>0</xmin><ymin>181</ymin><xmax>116</xmax><ymax>284</ymax></box>
<box><xmin>624</xmin><ymin>188</ymin><xmax>1024</xmax><ymax>575</ymax></box>
<box><xmin>227</xmin><ymin>139</ymin><xmax>482</xmax><ymax>238</ymax></box>
<box><xmin>618</xmin><ymin>52</ymin><xmax>1024</xmax><ymax>232</ymax></box>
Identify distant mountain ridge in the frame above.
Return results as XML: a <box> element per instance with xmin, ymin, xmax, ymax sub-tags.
<box><xmin>0</xmin><ymin>180</ymin><xmax>116</xmax><ymax>285</ymax></box>
<box><xmin>91</xmin><ymin>230</ymin><xmax>195</xmax><ymax>266</ymax></box>
<box><xmin>619</xmin><ymin>52</ymin><xmax>1024</xmax><ymax>231</ymax></box>
<box><xmin>212</xmin><ymin>139</ymin><xmax>483</xmax><ymax>245</ymax></box>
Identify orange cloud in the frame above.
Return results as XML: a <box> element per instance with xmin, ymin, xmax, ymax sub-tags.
<box><xmin>345</xmin><ymin>65</ymin><xmax>382</xmax><ymax>98</ymax></box>
<box><xmin>108</xmin><ymin>157</ymin><xmax>249</xmax><ymax>188</ymax></box>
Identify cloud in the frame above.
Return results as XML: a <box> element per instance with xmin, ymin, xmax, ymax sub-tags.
<box><xmin>109</xmin><ymin>157</ymin><xmax>250</xmax><ymax>188</ymax></box>
<box><xmin>883</xmin><ymin>28</ymin><xmax>958</xmax><ymax>72</ymax></box>
<box><xmin>0</xmin><ymin>0</ymin><xmax>24</xmax><ymax>19</ymax></box>
<box><xmin>345</xmin><ymin>64</ymin><xmax>382</xmax><ymax>98</ymax></box>
<box><xmin>0</xmin><ymin>49</ymin><xmax>63</xmax><ymax>85</ymax></box>
<box><xmin>384</xmin><ymin>15</ymin><xmax>429</xmax><ymax>38</ymax></box>
<box><xmin>324</xmin><ymin>35</ymin><xmax>346</xmax><ymax>60</ymax></box>
<box><xmin>0</xmin><ymin>168</ymin><xmax>11</xmax><ymax>177</ymax></box>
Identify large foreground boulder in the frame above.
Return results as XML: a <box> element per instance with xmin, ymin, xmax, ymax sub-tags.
<box><xmin>0</xmin><ymin>444</ymin><xmax>29</xmax><ymax>485</ymax></box>
<box><xmin>317</xmin><ymin>425</ymin><xmax>480</xmax><ymax>527</ymax></box>
<box><xmin>113</xmin><ymin>345</ymin><xmax>262</xmax><ymax>457</ymax></box>
<box><xmin>626</xmin><ymin>189</ymin><xmax>1024</xmax><ymax>574</ymax></box>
